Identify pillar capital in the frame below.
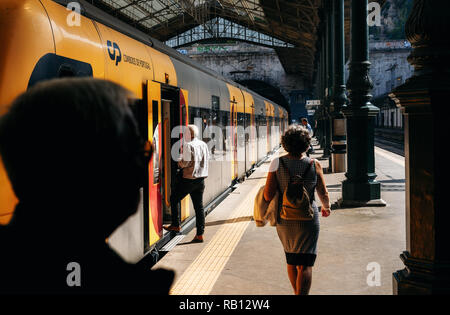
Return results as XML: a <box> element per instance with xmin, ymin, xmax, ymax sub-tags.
<box><xmin>332</xmin><ymin>0</ymin><xmax>347</xmax><ymax>115</ymax></box>
<box><xmin>405</xmin><ymin>0</ymin><xmax>450</xmax><ymax>76</ymax></box>
<box><xmin>390</xmin><ymin>0</ymin><xmax>450</xmax><ymax>114</ymax></box>
<box><xmin>345</xmin><ymin>61</ymin><xmax>379</xmax><ymax>116</ymax></box>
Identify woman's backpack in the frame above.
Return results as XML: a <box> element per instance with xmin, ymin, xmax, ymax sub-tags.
<box><xmin>279</xmin><ymin>157</ymin><xmax>315</xmax><ymax>221</ymax></box>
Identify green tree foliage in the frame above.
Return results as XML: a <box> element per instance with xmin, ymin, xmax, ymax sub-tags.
<box><xmin>370</xmin><ymin>0</ymin><xmax>414</xmax><ymax>40</ymax></box>
<box><xmin>388</xmin><ymin>0</ymin><xmax>414</xmax><ymax>39</ymax></box>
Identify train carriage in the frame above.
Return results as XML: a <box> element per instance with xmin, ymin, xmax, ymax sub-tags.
<box><xmin>0</xmin><ymin>0</ymin><xmax>288</xmax><ymax>263</ymax></box>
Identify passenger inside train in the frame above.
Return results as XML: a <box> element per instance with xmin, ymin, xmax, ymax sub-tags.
<box><xmin>0</xmin><ymin>78</ymin><xmax>174</xmax><ymax>294</ymax></box>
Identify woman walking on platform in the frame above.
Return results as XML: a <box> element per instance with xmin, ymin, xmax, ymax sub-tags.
<box><xmin>263</xmin><ymin>125</ymin><xmax>331</xmax><ymax>295</ymax></box>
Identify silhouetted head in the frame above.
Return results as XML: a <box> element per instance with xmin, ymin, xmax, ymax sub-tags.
<box><xmin>0</xmin><ymin>78</ymin><xmax>147</xmax><ymax>238</ymax></box>
<box><xmin>281</xmin><ymin>124</ymin><xmax>311</xmax><ymax>157</ymax></box>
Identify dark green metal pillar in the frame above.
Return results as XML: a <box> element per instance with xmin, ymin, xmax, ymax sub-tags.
<box><xmin>315</xmin><ymin>49</ymin><xmax>324</xmax><ymax>146</ymax></box>
<box><xmin>326</xmin><ymin>0</ymin><xmax>334</xmax><ymax>164</ymax></box>
<box><xmin>318</xmin><ymin>30</ymin><xmax>327</xmax><ymax>150</ymax></box>
<box><xmin>330</xmin><ymin>0</ymin><xmax>348</xmax><ymax>173</ymax></box>
<box><xmin>320</xmin><ymin>0</ymin><xmax>333</xmax><ymax>161</ymax></box>
<box><xmin>339</xmin><ymin>0</ymin><xmax>385</xmax><ymax>207</ymax></box>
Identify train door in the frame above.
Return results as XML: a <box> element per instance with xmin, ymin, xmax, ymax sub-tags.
<box><xmin>145</xmin><ymin>81</ymin><xmax>163</xmax><ymax>251</ymax></box>
<box><xmin>93</xmin><ymin>80</ymin><xmax>162</xmax><ymax>262</ymax></box>
<box><xmin>245</xmin><ymin>103</ymin><xmax>256</xmax><ymax>171</ymax></box>
<box><xmin>231</xmin><ymin>99</ymin><xmax>238</xmax><ymax>181</ymax></box>
<box><xmin>159</xmin><ymin>86</ymin><xmax>179</xmax><ymax>226</ymax></box>
<box><xmin>160</xmin><ymin>86</ymin><xmax>191</xmax><ymax>227</ymax></box>
<box><xmin>161</xmin><ymin>98</ymin><xmax>172</xmax><ymax>224</ymax></box>
<box><xmin>251</xmin><ymin>104</ymin><xmax>256</xmax><ymax>166</ymax></box>
<box><xmin>237</xmin><ymin>105</ymin><xmax>246</xmax><ymax>180</ymax></box>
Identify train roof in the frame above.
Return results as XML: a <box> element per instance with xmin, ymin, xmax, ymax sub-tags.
<box><xmin>51</xmin><ymin>0</ymin><xmax>285</xmax><ymax>112</ymax></box>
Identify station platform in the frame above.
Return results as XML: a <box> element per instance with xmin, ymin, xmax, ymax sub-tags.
<box><xmin>152</xmin><ymin>143</ymin><xmax>406</xmax><ymax>295</ymax></box>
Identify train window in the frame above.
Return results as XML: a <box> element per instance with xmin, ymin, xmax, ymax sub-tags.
<box><xmin>211</xmin><ymin>96</ymin><xmax>220</xmax><ymax>130</ymax></box>
<box><xmin>200</xmin><ymin>108</ymin><xmax>212</xmax><ymax>143</ymax></box>
<box><xmin>58</xmin><ymin>64</ymin><xmax>76</xmax><ymax>77</ymax></box>
<box><xmin>190</xmin><ymin>110</ymin><xmax>195</xmax><ymax>125</ymax></box>
<box><xmin>237</xmin><ymin>112</ymin><xmax>245</xmax><ymax>147</ymax></box>
<box><xmin>212</xmin><ymin>96</ymin><xmax>220</xmax><ymax>111</ymax></box>
<box><xmin>128</xmin><ymin>98</ymin><xmax>146</xmax><ymax>139</ymax></box>
<box><xmin>28</xmin><ymin>54</ymin><xmax>93</xmax><ymax>89</ymax></box>
<box><xmin>212</xmin><ymin>110</ymin><xmax>219</xmax><ymax>125</ymax></box>
<box><xmin>152</xmin><ymin>101</ymin><xmax>159</xmax><ymax>137</ymax></box>
<box><xmin>259</xmin><ymin>115</ymin><xmax>267</xmax><ymax>139</ymax></box>
<box><xmin>181</xmin><ymin>101</ymin><xmax>187</xmax><ymax>127</ymax></box>
<box><xmin>221</xmin><ymin>110</ymin><xmax>229</xmax><ymax>127</ymax></box>
<box><xmin>152</xmin><ymin>100</ymin><xmax>160</xmax><ymax>184</ymax></box>
<box><xmin>244</xmin><ymin>113</ymin><xmax>249</xmax><ymax>142</ymax></box>
<box><xmin>258</xmin><ymin>115</ymin><xmax>266</xmax><ymax>129</ymax></box>
<box><xmin>221</xmin><ymin>111</ymin><xmax>230</xmax><ymax>152</ymax></box>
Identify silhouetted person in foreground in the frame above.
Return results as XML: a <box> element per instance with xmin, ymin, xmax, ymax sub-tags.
<box><xmin>0</xmin><ymin>78</ymin><xmax>174</xmax><ymax>294</ymax></box>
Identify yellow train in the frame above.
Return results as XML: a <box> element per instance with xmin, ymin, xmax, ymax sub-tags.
<box><xmin>0</xmin><ymin>0</ymin><xmax>288</xmax><ymax>262</ymax></box>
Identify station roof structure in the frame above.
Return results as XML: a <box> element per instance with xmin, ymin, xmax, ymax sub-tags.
<box><xmin>88</xmin><ymin>0</ymin><xmax>386</xmax><ymax>81</ymax></box>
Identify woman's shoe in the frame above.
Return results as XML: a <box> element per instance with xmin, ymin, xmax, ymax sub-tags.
<box><xmin>191</xmin><ymin>235</ymin><xmax>204</xmax><ymax>243</ymax></box>
<box><xmin>163</xmin><ymin>225</ymin><xmax>181</xmax><ymax>232</ymax></box>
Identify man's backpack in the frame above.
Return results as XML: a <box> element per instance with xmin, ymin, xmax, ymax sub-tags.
<box><xmin>279</xmin><ymin>157</ymin><xmax>316</xmax><ymax>221</ymax></box>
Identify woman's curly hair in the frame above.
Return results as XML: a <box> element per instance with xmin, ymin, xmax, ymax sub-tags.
<box><xmin>281</xmin><ymin>124</ymin><xmax>311</xmax><ymax>156</ymax></box>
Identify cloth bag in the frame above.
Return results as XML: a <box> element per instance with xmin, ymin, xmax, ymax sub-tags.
<box><xmin>253</xmin><ymin>185</ymin><xmax>278</xmax><ymax>227</ymax></box>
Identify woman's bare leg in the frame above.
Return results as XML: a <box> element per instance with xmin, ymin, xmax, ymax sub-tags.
<box><xmin>296</xmin><ymin>266</ymin><xmax>312</xmax><ymax>295</ymax></box>
<box><xmin>287</xmin><ymin>264</ymin><xmax>298</xmax><ymax>294</ymax></box>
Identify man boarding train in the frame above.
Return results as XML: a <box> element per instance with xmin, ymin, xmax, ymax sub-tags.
<box><xmin>164</xmin><ymin>125</ymin><xmax>210</xmax><ymax>243</ymax></box>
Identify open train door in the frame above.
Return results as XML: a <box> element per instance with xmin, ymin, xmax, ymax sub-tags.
<box><xmin>251</xmin><ymin>103</ymin><xmax>257</xmax><ymax>166</ymax></box>
<box><xmin>159</xmin><ymin>86</ymin><xmax>191</xmax><ymax>228</ymax></box>
<box><xmin>107</xmin><ymin>80</ymin><xmax>163</xmax><ymax>262</ymax></box>
<box><xmin>146</xmin><ymin>81</ymin><xmax>163</xmax><ymax>251</ymax></box>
